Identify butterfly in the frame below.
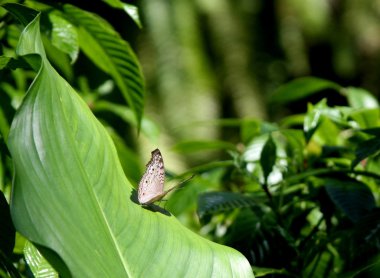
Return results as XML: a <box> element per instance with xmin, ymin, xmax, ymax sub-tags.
<box><xmin>138</xmin><ymin>149</ymin><xmax>192</xmax><ymax>205</ymax></box>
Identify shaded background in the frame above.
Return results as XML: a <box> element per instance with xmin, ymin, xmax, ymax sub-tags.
<box><xmin>75</xmin><ymin>0</ymin><xmax>380</xmax><ymax>165</ymax></box>
<box><xmin>3</xmin><ymin>0</ymin><xmax>380</xmax><ymax>171</ymax></box>
<box><xmin>1</xmin><ymin>2</ymin><xmax>380</xmax><ymax>275</ymax></box>
<box><xmin>106</xmin><ymin>0</ymin><xmax>380</xmax><ymax>167</ymax></box>
<box><xmin>135</xmin><ymin>0</ymin><xmax>380</xmax><ymax>122</ymax></box>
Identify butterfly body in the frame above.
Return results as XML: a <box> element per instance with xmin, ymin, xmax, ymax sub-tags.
<box><xmin>138</xmin><ymin>149</ymin><xmax>167</xmax><ymax>205</ymax></box>
<box><xmin>138</xmin><ymin>149</ymin><xmax>193</xmax><ymax>205</ymax></box>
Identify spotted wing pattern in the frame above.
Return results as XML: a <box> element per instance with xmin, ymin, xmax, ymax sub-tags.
<box><xmin>138</xmin><ymin>149</ymin><xmax>165</xmax><ymax>205</ymax></box>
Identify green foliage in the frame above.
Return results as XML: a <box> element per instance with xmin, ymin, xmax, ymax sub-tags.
<box><xmin>270</xmin><ymin>77</ymin><xmax>341</xmax><ymax>104</ymax></box>
<box><xmin>63</xmin><ymin>4</ymin><xmax>145</xmax><ymax>126</ymax></box>
<box><xmin>0</xmin><ymin>7</ymin><xmax>252</xmax><ymax>277</ymax></box>
<box><xmin>2</xmin><ymin>1</ymin><xmax>145</xmax><ymax>127</ymax></box>
<box><xmin>24</xmin><ymin>241</ymin><xmax>58</xmax><ymax>278</ymax></box>
<box><xmin>259</xmin><ymin>135</ymin><xmax>276</xmax><ymax>184</ymax></box>
<box><xmin>191</xmin><ymin>81</ymin><xmax>380</xmax><ymax>276</ymax></box>
<box><xmin>1</xmin><ymin>1</ymin><xmax>380</xmax><ymax>278</ymax></box>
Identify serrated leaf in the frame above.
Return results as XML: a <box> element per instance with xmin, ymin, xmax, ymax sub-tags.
<box><xmin>63</xmin><ymin>4</ymin><xmax>145</xmax><ymax>128</ymax></box>
<box><xmin>197</xmin><ymin>192</ymin><xmax>259</xmax><ymax>219</ymax></box>
<box><xmin>8</xmin><ymin>13</ymin><xmax>253</xmax><ymax>277</ymax></box>
<box><xmin>270</xmin><ymin>77</ymin><xmax>341</xmax><ymax>104</ymax></box>
<box><xmin>325</xmin><ymin>178</ymin><xmax>376</xmax><ymax>223</ymax></box>
<box><xmin>260</xmin><ymin>135</ymin><xmax>276</xmax><ymax>183</ymax></box>
<box><xmin>24</xmin><ymin>241</ymin><xmax>58</xmax><ymax>278</ymax></box>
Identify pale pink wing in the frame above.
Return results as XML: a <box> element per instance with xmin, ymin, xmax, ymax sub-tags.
<box><xmin>138</xmin><ymin>149</ymin><xmax>165</xmax><ymax>205</ymax></box>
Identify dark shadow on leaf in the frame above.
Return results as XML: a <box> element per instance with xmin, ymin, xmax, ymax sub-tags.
<box><xmin>142</xmin><ymin>204</ymin><xmax>171</xmax><ymax>216</ymax></box>
<box><xmin>130</xmin><ymin>189</ymin><xmax>171</xmax><ymax>216</ymax></box>
<box><xmin>130</xmin><ymin>189</ymin><xmax>139</xmax><ymax>203</ymax></box>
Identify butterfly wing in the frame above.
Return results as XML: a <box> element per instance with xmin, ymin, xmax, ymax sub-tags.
<box><xmin>138</xmin><ymin>149</ymin><xmax>165</xmax><ymax>205</ymax></box>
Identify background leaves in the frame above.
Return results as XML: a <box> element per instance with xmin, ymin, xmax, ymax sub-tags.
<box><xmin>62</xmin><ymin>4</ymin><xmax>145</xmax><ymax>127</ymax></box>
<box><xmin>1</xmin><ymin>1</ymin><xmax>380</xmax><ymax>277</ymax></box>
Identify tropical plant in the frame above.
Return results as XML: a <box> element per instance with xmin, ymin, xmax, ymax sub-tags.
<box><xmin>1</xmin><ymin>1</ymin><xmax>380</xmax><ymax>278</ymax></box>
<box><xmin>0</xmin><ymin>2</ymin><xmax>252</xmax><ymax>277</ymax></box>
<box><xmin>174</xmin><ymin>78</ymin><xmax>380</xmax><ymax>277</ymax></box>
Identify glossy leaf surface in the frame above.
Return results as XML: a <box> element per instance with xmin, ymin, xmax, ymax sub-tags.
<box><xmin>7</xmin><ymin>12</ymin><xmax>253</xmax><ymax>278</ymax></box>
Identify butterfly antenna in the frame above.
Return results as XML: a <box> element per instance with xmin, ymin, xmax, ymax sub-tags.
<box><xmin>165</xmin><ymin>174</ymin><xmax>195</xmax><ymax>194</ymax></box>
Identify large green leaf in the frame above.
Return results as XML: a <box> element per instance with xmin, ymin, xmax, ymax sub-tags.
<box><xmin>7</xmin><ymin>13</ymin><xmax>253</xmax><ymax>277</ymax></box>
<box><xmin>62</xmin><ymin>4</ymin><xmax>145</xmax><ymax>128</ymax></box>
